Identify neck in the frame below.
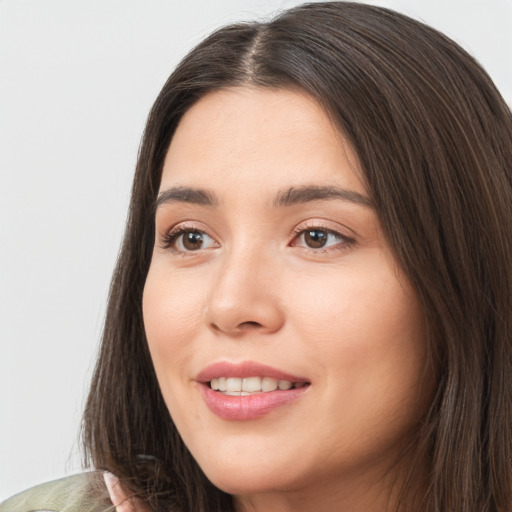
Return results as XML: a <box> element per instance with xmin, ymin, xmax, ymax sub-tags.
<box><xmin>233</xmin><ymin>451</ymin><xmax>426</xmax><ymax>512</ymax></box>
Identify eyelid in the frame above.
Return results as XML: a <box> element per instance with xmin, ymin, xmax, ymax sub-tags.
<box><xmin>157</xmin><ymin>218</ymin><xmax>356</xmax><ymax>255</ymax></box>
<box><xmin>289</xmin><ymin>220</ymin><xmax>356</xmax><ymax>252</ymax></box>
<box><xmin>159</xmin><ymin>221</ymin><xmax>220</xmax><ymax>252</ymax></box>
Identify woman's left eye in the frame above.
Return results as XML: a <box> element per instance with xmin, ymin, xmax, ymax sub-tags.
<box><xmin>291</xmin><ymin>228</ymin><xmax>353</xmax><ymax>251</ymax></box>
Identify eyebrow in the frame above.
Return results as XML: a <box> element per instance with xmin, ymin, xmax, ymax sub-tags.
<box><xmin>155</xmin><ymin>185</ymin><xmax>373</xmax><ymax>210</ymax></box>
<box><xmin>273</xmin><ymin>185</ymin><xmax>373</xmax><ymax>208</ymax></box>
<box><xmin>156</xmin><ymin>186</ymin><xmax>218</xmax><ymax>208</ymax></box>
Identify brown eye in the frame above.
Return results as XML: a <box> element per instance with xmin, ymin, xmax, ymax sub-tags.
<box><xmin>181</xmin><ymin>231</ymin><xmax>205</xmax><ymax>251</ymax></box>
<box><xmin>291</xmin><ymin>226</ymin><xmax>353</xmax><ymax>252</ymax></box>
<box><xmin>163</xmin><ymin>228</ymin><xmax>218</xmax><ymax>252</ymax></box>
<box><xmin>304</xmin><ymin>229</ymin><xmax>328</xmax><ymax>248</ymax></box>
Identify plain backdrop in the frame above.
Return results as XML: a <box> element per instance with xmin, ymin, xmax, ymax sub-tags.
<box><xmin>1</xmin><ymin>0</ymin><xmax>511</xmax><ymax>500</ymax></box>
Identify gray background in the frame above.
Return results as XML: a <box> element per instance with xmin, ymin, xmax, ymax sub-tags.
<box><xmin>1</xmin><ymin>0</ymin><xmax>511</xmax><ymax>500</ymax></box>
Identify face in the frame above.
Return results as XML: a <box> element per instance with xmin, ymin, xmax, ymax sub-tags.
<box><xmin>143</xmin><ymin>87</ymin><xmax>429</xmax><ymax>506</ymax></box>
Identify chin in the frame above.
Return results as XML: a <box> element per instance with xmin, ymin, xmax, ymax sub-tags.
<box><xmin>208</xmin><ymin>472</ymin><xmax>290</xmax><ymax>496</ymax></box>
<box><xmin>199</xmin><ymin>457</ymin><xmax>303</xmax><ymax>496</ymax></box>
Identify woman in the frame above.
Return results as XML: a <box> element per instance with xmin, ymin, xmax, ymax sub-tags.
<box><xmin>2</xmin><ymin>1</ymin><xmax>512</xmax><ymax>511</ymax></box>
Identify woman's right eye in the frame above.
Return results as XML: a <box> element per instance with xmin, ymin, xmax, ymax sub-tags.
<box><xmin>162</xmin><ymin>228</ymin><xmax>218</xmax><ymax>252</ymax></box>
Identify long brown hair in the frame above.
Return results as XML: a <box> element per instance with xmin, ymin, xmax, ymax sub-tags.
<box><xmin>82</xmin><ymin>2</ymin><xmax>512</xmax><ymax>510</ymax></box>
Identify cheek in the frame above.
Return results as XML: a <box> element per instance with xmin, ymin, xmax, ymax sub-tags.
<box><xmin>290</xmin><ymin>269</ymin><xmax>429</xmax><ymax>463</ymax></box>
<box><xmin>290</xmin><ymin>263</ymin><xmax>420</xmax><ymax>347</ymax></box>
<box><xmin>285</xmin><ymin>260</ymin><xmax>427</xmax><ymax>404</ymax></box>
<box><xmin>142</xmin><ymin>265</ymin><xmax>205</xmax><ymax>382</ymax></box>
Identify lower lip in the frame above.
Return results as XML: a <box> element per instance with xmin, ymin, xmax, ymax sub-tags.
<box><xmin>199</xmin><ymin>384</ymin><xmax>309</xmax><ymax>421</ymax></box>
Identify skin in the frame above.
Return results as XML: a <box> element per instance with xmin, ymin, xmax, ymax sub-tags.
<box><xmin>143</xmin><ymin>87</ymin><xmax>431</xmax><ymax>511</ymax></box>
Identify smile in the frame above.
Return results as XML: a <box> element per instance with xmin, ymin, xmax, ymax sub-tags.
<box><xmin>210</xmin><ymin>376</ymin><xmax>308</xmax><ymax>395</ymax></box>
<box><xmin>197</xmin><ymin>362</ymin><xmax>311</xmax><ymax>420</ymax></box>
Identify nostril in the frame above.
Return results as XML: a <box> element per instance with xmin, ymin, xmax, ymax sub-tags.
<box><xmin>239</xmin><ymin>321</ymin><xmax>263</xmax><ymax>329</ymax></box>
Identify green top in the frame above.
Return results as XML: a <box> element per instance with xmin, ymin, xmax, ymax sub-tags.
<box><xmin>0</xmin><ymin>473</ymin><xmax>113</xmax><ymax>512</ymax></box>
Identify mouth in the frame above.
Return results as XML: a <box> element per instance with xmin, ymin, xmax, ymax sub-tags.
<box><xmin>197</xmin><ymin>361</ymin><xmax>311</xmax><ymax>420</ymax></box>
<box><xmin>209</xmin><ymin>376</ymin><xmax>309</xmax><ymax>396</ymax></box>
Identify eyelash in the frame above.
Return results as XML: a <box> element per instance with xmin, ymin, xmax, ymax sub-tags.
<box><xmin>160</xmin><ymin>224</ymin><xmax>217</xmax><ymax>252</ymax></box>
<box><xmin>290</xmin><ymin>223</ymin><xmax>356</xmax><ymax>253</ymax></box>
<box><xmin>160</xmin><ymin>223</ymin><xmax>356</xmax><ymax>254</ymax></box>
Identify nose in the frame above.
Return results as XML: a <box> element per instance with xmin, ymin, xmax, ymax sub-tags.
<box><xmin>204</xmin><ymin>247</ymin><xmax>285</xmax><ymax>337</ymax></box>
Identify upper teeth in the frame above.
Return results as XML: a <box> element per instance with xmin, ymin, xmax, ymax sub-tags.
<box><xmin>210</xmin><ymin>376</ymin><xmax>298</xmax><ymax>394</ymax></box>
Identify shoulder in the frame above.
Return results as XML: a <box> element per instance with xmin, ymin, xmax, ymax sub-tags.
<box><xmin>0</xmin><ymin>472</ymin><xmax>112</xmax><ymax>512</ymax></box>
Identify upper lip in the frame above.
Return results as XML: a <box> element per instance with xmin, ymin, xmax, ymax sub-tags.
<box><xmin>196</xmin><ymin>361</ymin><xmax>309</xmax><ymax>384</ymax></box>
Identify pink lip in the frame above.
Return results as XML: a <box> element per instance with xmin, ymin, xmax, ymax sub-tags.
<box><xmin>196</xmin><ymin>361</ymin><xmax>309</xmax><ymax>383</ymax></box>
<box><xmin>196</xmin><ymin>361</ymin><xmax>310</xmax><ymax>421</ymax></box>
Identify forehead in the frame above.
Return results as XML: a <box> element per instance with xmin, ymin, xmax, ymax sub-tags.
<box><xmin>161</xmin><ymin>87</ymin><xmax>364</xmax><ymax>195</ymax></box>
